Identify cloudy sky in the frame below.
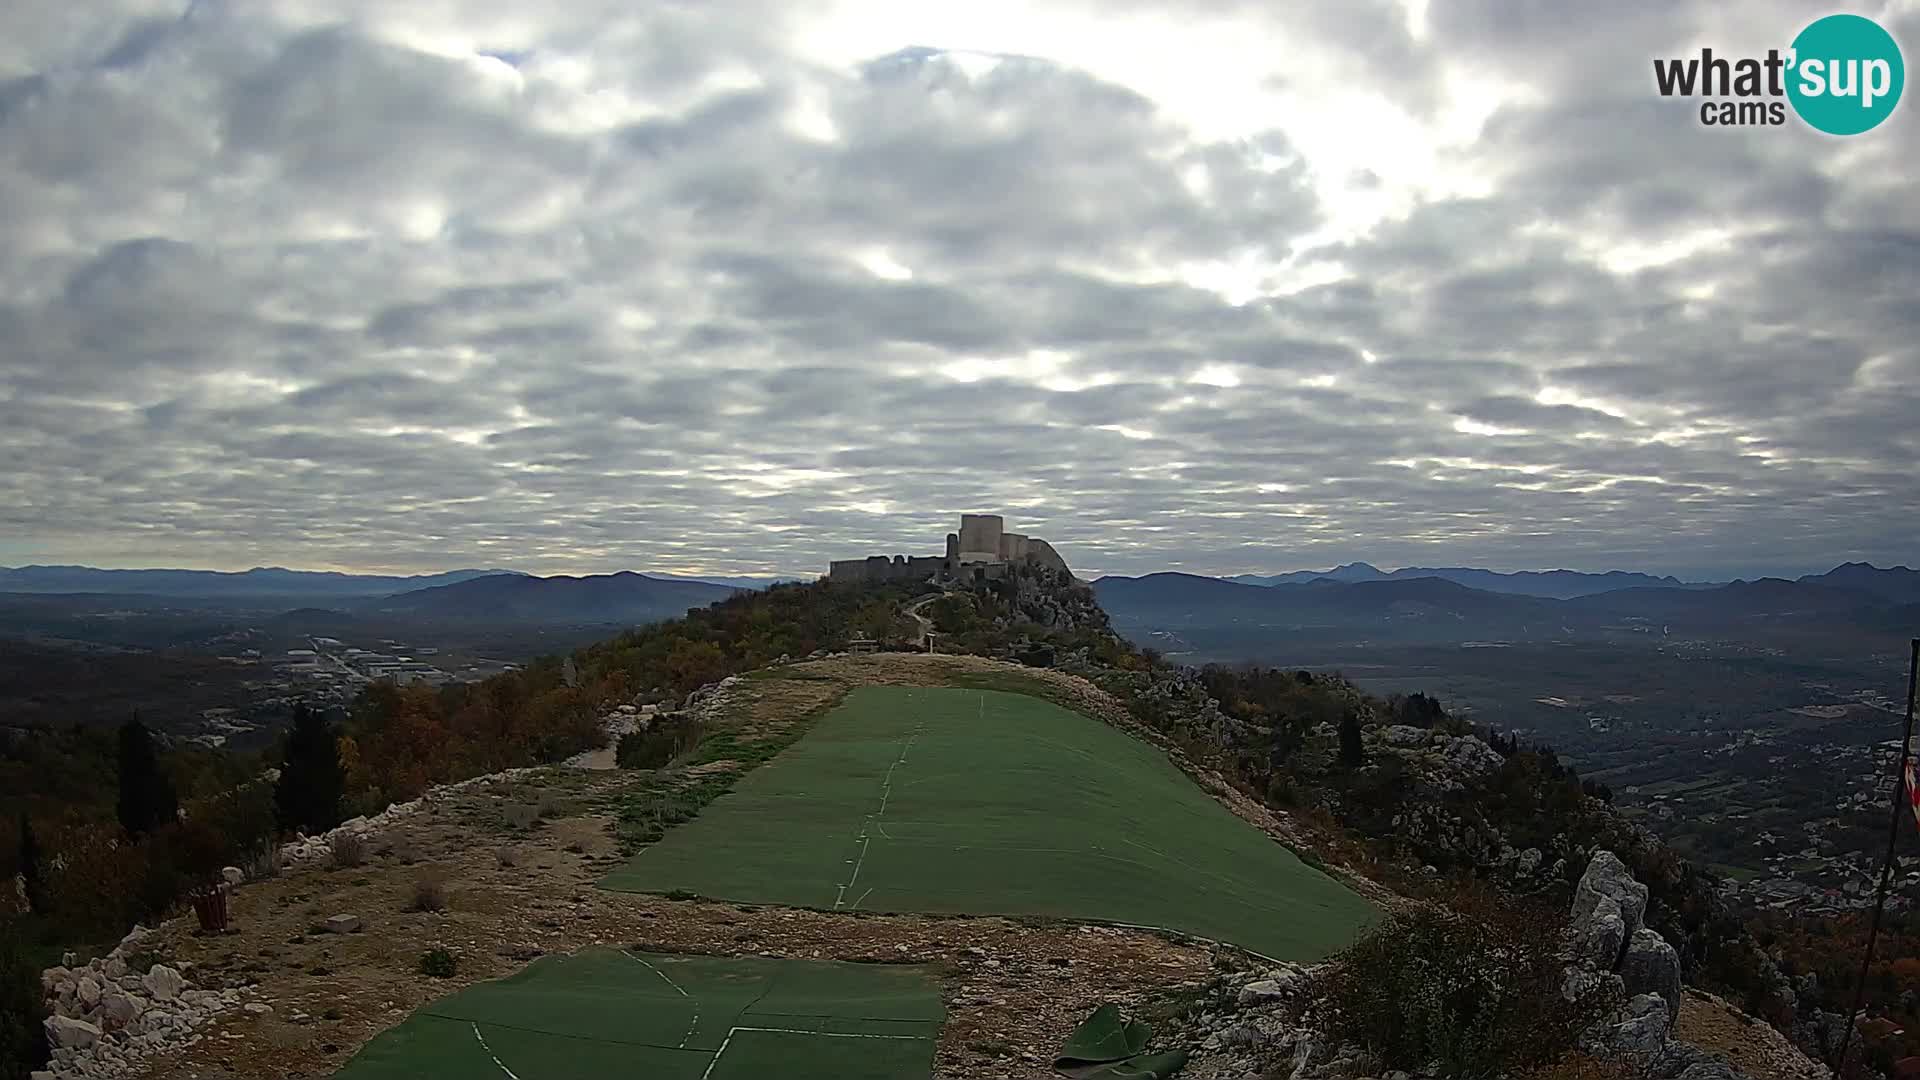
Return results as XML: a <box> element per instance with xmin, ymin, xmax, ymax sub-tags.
<box><xmin>2</xmin><ymin>1</ymin><xmax>1915</xmax><ymax>581</ymax></box>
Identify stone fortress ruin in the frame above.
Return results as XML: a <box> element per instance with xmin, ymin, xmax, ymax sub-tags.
<box><xmin>827</xmin><ymin>513</ymin><xmax>1072</xmax><ymax>584</ymax></box>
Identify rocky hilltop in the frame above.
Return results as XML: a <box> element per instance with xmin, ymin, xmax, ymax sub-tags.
<box><xmin>19</xmin><ymin>573</ymin><xmax>1840</xmax><ymax>1080</ymax></box>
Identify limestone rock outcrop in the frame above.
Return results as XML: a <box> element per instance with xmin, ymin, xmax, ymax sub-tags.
<box><xmin>1574</xmin><ymin>850</ymin><xmax>1649</xmax><ymax>946</ymax></box>
<box><xmin>1621</xmin><ymin>927</ymin><xmax>1683</xmax><ymax>1022</ymax></box>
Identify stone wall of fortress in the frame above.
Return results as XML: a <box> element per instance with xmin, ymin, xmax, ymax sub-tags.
<box><xmin>827</xmin><ymin>514</ymin><xmax>1071</xmax><ymax>583</ymax></box>
<box><xmin>827</xmin><ymin>554</ymin><xmax>952</xmax><ymax>584</ymax></box>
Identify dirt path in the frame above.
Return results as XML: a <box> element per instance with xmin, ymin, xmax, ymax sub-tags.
<box><xmin>1676</xmin><ymin>988</ymin><xmax>1833</xmax><ymax>1080</ymax></box>
<box><xmin>905</xmin><ymin>592</ymin><xmax>943</xmax><ymax>649</ymax></box>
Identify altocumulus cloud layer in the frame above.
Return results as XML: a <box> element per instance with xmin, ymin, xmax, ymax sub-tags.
<box><xmin>1</xmin><ymin>0</ymin><xmax>1915</xmax><ymax>579</ymax></box>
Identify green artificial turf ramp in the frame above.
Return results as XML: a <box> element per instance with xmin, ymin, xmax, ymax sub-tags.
<box><xmin>331</xmin><ymin>949</ymin><xmax>943</xmax><ymax>1080</ymax></box>
<box><xmin>601</xmin><ymin>686</ymin><xmax>1376</xmax><ymax>960</ymax></box>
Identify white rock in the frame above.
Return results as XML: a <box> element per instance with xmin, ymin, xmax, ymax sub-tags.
<box><xmin>325</xmin><ymin>913</ymin><xmax>362</xmax><ymax>934</ymax></box>
<box><xmin>243</xmin><ymin>1002</ymin><xmax>273</xmax><ymax>1015</ymax></box>
<box><xmin>141</xmin><ymin>965</ymin><xmax>186</xmax><ymax>1002</ymax></box>
<box><xmin>100</xmin><ymin>992</ymin><xmax>144</xmax><ymax>1030</ymax></box>
<box><xmin>1443</xmin><ymin>735</ymin><xmax>1505</xmax><ymax>778</ymax></box>
<box><xmin>1573</xmin><ymin>851</ymin><xmax>1649</xmax><ymax>942</ymax></box>
<box><xmin>221</xmin><ymin>866</ymin><xmax>245</xmax><ymax>886</ymax></box>
<box><xmin>46</xmin><ymin>1015</ymin><xmax>102</xmax><ymax>1050</ymax></box>
<box><xmin>1382</xmin><ymin>725</ymin><xmax>1429</xmax><ymax>747</ymax></box>
<box><xmin>1237</xmin><ymin>978</ymin><xmax>1295</xmax><ymax>1006</ymax></box>
<box><xmin>77</xmin><ymin>975</ymin><xmax>102</xmax><ymax>1008</ymax></box>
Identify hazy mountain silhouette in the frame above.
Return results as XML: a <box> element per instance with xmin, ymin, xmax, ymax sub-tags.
<box><xmin>0</xmin><ymin>565</ymin><xmax>516</xmax><ymax>598</ymax></box>
<box><xmin>1224</xmin><ymin>564</ymin><xmax>1705</xmax><ymax>598</ymax></box>
<box><xmin>364</xmin><ymin>571</ymin><xmax>739</xmax><ymax>622</ymax></box>
<box><xmin>1796</xmin><ymin>562</ymin><xmax>1920</xmax><ymax>604</ymax></box>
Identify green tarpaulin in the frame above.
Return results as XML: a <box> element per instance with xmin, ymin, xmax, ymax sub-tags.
<box><xmin>1054</xmin><ymin>1003</ymin><xmax>1188</xmax><ymax>1080</ymax></box>
<box><xmin>332</xmin><ymin>949</ymin><xmax>945</xmax><ymax>1080</ymax></box>
<box><xmin>603</xmin><ymin>686</ymin><xmax>1376</xmax><ymax>963</ymax></box>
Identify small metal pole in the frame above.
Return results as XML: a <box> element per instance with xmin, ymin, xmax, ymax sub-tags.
<box><xmin>1833</xmin><ymin>638</ymin><xmax>1920</xmax><ymax>1077</ymax></box>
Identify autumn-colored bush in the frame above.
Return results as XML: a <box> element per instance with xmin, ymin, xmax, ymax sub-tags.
<box><xmin>1314</xmin><ymin>886</ymin><xmax>1616</xmax><ymax>1079</ymax></box>
<box><xmin>41</xmin><ymin>824</ymin><xmax>149</xmax><ymax>938</ymax></box>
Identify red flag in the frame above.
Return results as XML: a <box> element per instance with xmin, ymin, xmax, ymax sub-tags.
<box><xmin>1905</xmin><ymin>755</ymin><xmax>1920</xmax><ymax>832</ymax></box>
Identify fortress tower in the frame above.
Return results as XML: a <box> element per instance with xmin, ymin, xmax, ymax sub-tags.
<box><xmin>827</xmin><ymin>513</ymin><xmax>1070</xmax><ymax>583</ymax></box>
<box><xmin>956</xmin><ymin>514</ymin><xmax>1005</xmax><ymax>563</ymax></box>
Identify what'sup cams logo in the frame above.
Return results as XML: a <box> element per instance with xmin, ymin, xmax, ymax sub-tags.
<box><xmin>1654</xmin><ymin>13</ymin><xmax>1904</xmax><ymax>133</ymax></box>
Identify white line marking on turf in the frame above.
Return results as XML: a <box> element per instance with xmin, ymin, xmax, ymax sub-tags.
<box><xmin>702</xmin><ymin>1022</ymin><xmax>928</xmax><ymax>1075</ymax></box>
<box><xmin>471</xmin><ymin>1023</ymin><xmax>522</xmax><ymax>1079</ymax></box>
<box><xmin>852</xmin><ymin>886</ymin><xmax>874</xmax><ymax>909</ymax></box>
<box><xmin>625</xmin><ymin>951</ymin><xmax>700</xmax><ymax>1047</ymax></box>
<box><xmin>733</xmin><ymin>1025</ymin><xmax>921</xmax><ymax>1039</ymax></box>
<box><xmin>834</xmin><ymin>717</ymin><xmax>924</xmax><ymax>909</ymax></box>
<box><xmin>625</xmin><ymin>952</ymin><xmax>691</xmax><ymax>997</ymax></box>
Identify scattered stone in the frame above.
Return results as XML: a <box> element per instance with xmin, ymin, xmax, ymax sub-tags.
<box><xmin>45</xmin><ymin>1015</ymin><xmax>102</xmax><ymax>1050</ymax></box>
<box><xmin>1381</xmin><ymin>725</ymin><xmax>1429</xmax><ymax>747</ymax></box>
<box><xmin>99</xmin><ymin>993</ymin><xmax>145</xmax><ymax>1030</ymax></box>
<box><xmin>243</xmin><ymin>1002</ymin><xmax>273</xmax><ymax>1016</ymax></box>
<box><xmin>1585</xmin><ymin>994</ymin><xmax>1670</xmax><ymax>1059</ymax></box>
<box><xmin>1237</xmin><ymin>978</ymin><xmax>1293</xmax><ymax>1006</ymax></box>
<box><xmin>142</xmin><ymin>964</ymin><xmax>186</xmax><ymax>1002</ymax></box>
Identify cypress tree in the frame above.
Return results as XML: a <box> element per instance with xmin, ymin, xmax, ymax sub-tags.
<box><xmin>16</xmin><ymin>815</ymin><xmax>42</xmax><ymax>915</ymax></box>
<box><xmin>1</xmin><ymin>920</ymin><xmax>51</xmax><ymax>1076</ymax></box>
<box><xmin>1338</xmin><ymin>708</ymin><xmax>1366</xmax><ymax>767</ymax></box>
<box><xmin>116</xmin><ymin>718</ymin><xmax>178</xmax><ymax>837</ymax></box>
<box><xmin>275</xmin><ymin>704</ymin><xmax>345</xmax><ymax>835</ymax></box>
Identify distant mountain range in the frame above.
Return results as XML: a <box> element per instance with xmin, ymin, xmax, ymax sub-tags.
<box><xmin>1095</xmin><ymin>563</ymin><xmax>1920</xmax><ymax>646</ymax></box>
<box><xmin>0</xmin><ymin>565</ymin><xmax>517</xmax><ymax>599</ymax></box>
<box><xmin>361</xmin><ymin>572</ymin><xmax>740</xmax><ymax>622</ymax></box>
<box><xmin>1798</xmin><ymin>562</ymin><xmax>1920</xmax><ymax>604</ymax></box>
<box><xmin>1219</xmin><ymin>560</ymin><xmax>1920</xmax><ymax>604</ymax></box>
<box><xmin>0</xmin><ymin>565</ymin><xmax>797</xmax><ymax>601</ymax></box>
<box><xmin>1223</xmin><ymin>562</ymin><xmax>1705</xmax><ymax>599</ymax></box>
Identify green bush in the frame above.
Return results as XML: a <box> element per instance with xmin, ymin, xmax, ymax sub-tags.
<box><xmin>1315</xmin><ymin>888</ymin><xmax>1614</xmax><ymax>1078</ymax></box>
<box><xmin>418</xmin><ymin>948</ymin><xmax>457</xmax><ymax>978</ymax></box>
<box><xmin>616</xmin><ymin>719</ymin><xmax>702</xmax><ymax>770</ymax></box>
<box><xmin>0</xmin><ymin>922</ymin><xmax>49</xmax><ymax>1080</ymax></box>
<box><xmin>409</xmin><ymin>877</ymin><xmax>449</xmax><ymax>913</ymax></box>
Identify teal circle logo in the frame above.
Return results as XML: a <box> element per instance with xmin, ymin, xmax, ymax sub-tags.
<box><xmin>1787</xmin><ymin>14</ymin><xmax>1904</xmax><ymax>135</ymax></box>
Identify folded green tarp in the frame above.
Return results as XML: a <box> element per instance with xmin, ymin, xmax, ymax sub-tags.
<box><xmin>1054</xmin><ymin>1003</ymin><xmax>1188</xmax><ymax>1080</ymax></box>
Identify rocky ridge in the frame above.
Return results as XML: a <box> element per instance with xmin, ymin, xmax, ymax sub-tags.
<box><xmin>1173</xmin><ymin>852</ymin><xmax>1828</xmax><ymax>1080</ymax></box>
<box><xmin>35</xmin><ymin>924</ymin><xmax>259</xmax><ymax>1080</ymax></box>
